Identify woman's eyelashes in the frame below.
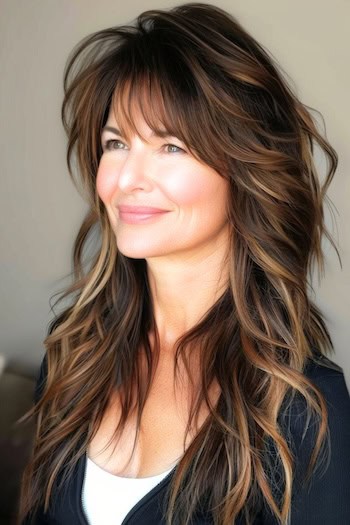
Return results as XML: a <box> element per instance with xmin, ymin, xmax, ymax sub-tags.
<box><xmin>102</xmin><ymin>139</ymin><xmax>124</xmax><ymax>151</ymax></box>
<box><xmin>101</xmin><ymin>138</ymin><xmax>186</xmax><ymax>154</ymax></box>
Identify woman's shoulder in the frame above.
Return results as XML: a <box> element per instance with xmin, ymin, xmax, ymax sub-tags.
<box><xmin>33</xmin><ymin>350</ymin><xmax>350</xmax><ymax>420</ymax></box>
<box><xmin>281</xmin><ymin>353</ymin><xmax>350</xmax><ymax>489</ymax></box>
<box><xmin>280</xmin><ymin>353</ymin><xmax>350</xmax><ymax>437</ymax></box>
<box><xmin>302</xmin><ymin>353</ymin><xmax>350</xmax><ymax>413</ymax></box>
<box><xmin>259</xmin><ymin>354</ymin><xmax>350</xmax><ymax>522</ymax></box>
<box><xmin>287</xmin><ymin>358</ymin><xmax>350</xmax><ymax>522</ymax></box>
<box><xmin>33</xmin><ymin>350</ymin><xmax>350</xmax><ymax>406</ymax></box>
<box><xmin>304</xmin><ymin>351</ymin><xmax>345</xmax><ymax>376</ymax></box>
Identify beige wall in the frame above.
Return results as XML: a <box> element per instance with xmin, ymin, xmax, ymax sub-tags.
<box><xmin>1</xmin><ymin>0</ymin><xmax>349</xmax><ymax>382</ymax></box>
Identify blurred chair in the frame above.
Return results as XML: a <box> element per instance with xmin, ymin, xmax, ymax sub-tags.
<box><xmin>0</xmin><ymin>356</ymin><xmax>36</xmax><ymax>525</ymax></box>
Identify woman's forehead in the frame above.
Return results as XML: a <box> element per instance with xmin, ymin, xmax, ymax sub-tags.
<box><xmin>106</xmin><ymin>87</ymin><xmax>179</xmax><ymax>142</ymax></box>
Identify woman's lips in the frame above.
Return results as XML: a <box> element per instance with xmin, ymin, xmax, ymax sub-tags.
<box><xmin>118</xmin><ymin>210</ymin><xmax>169</xmax><ymax>224</ymax></box>
<box><xmin>118</xmin><ymin>205</ymin><xmax>168</xmax><ymax>213</ymax></box>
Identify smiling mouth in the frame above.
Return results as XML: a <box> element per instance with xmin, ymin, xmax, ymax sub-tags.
<box><xmin>118</xmin><ymin>210</ymin><xmax>169</xmax><ymax>224</ymax></box>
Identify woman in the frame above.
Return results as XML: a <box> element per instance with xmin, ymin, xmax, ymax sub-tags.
<box><xmin>18</xmin><ymin>3</ymin><xmax>350</xmax><ymax>524</ymax></box>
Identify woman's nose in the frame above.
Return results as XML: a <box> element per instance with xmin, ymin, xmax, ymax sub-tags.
<box><xmin>116</xmin><ymin>149</ymin><xmax>153</xmax><ymax>192</ymax></box>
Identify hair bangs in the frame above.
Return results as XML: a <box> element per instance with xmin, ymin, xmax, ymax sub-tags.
<box><xmin>107</xmin><ymin>46</ymin><xmax>204</xmax><ymax>161</ymax></box>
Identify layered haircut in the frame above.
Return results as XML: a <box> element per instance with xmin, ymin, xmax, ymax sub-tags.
<box><xmin>18</xmin><ymin>3</ymin><xmax>342</xmax><ymax>524</ymax></box>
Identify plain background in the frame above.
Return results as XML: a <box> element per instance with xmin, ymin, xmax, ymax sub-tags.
<box><xmin>1</xmin><ymin>0</ymin><xmax>349</xmax><ymax>384</ymax></box>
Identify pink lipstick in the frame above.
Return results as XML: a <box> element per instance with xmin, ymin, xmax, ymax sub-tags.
<box><xmin>117</xmin><ymin>206</ymin><xmax>169</xmax><ymax>224</ymax></box>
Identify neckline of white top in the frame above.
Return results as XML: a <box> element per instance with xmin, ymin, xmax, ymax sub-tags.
<box><xmin>86</xmin><ymin>455</ymin><xmax>176</xmax><ymax>481</ymax></box>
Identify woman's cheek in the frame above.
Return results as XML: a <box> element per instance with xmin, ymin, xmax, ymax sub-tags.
<box><xmin>96</xmin><ymin>162</ymin><xmax>116</xmax><ymax>202</ymax></box>
<box><xmin>166</xmin><ymin>168</ymin><xmax>211</xmax><ymax>206</ymax></box>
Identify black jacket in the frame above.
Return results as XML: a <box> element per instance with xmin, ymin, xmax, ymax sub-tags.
<box><xmin>22</xmin><ymin>354</ymin><xmax>350</xmax><ymax>524</ymax></box>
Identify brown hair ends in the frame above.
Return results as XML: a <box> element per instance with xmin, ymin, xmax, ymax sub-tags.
<box><xmin>18</xmin><ymin>3</ymin><xmax>342</xmax><ymax>524</ymax></box>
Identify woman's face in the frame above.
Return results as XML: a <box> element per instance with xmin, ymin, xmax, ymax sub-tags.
<box><xmin>96</xmin><ymin>106</ymin><xmax>230</xmax><ymax>260</ymax></box>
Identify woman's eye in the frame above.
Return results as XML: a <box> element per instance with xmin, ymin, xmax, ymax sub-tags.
<box><xmin>102</xmin><ymin>139</ymin><xmax>125</xmax><ymax>151</ymax></box>
<box><xmin>101</xmin><ymin>139</ymin><xmax>185</xmax><ymax>154</ymax></box>
<box><xmin>163</xmin><ymin>144</ymin><xmax>185</xmax><ymax>154</ymax></box>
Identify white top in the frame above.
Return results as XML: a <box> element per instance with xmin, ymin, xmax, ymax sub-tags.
<box><xmin>81</xmin><ymin>456</ymin><xmax>175</xmax><ymax>525</ymax></box>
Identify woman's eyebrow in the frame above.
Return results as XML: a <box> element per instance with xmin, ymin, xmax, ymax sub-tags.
<box><xmin>101</xmin><ymin>125</ymin><xmax>175</xmax><ymax>139</ymax></box>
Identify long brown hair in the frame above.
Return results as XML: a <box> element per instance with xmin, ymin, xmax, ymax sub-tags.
<box><xmin>18</xmin><ymin>3</ymin><xmax>342</xmax><ymax>524</ymax></box>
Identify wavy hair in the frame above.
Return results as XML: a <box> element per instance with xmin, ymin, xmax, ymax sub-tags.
<box><xmin>18</xmin><ymin>3</ymin><xmax>342</xmax><ymax>524</ymax></box>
